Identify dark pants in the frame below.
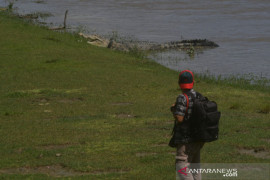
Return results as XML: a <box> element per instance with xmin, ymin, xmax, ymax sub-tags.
<box><xmin>175</xmin><ymin>142</ymin><xmax>204</xmax><ymax>180</ymax></box>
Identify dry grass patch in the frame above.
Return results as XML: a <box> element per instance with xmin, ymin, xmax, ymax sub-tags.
<box><xmin>238</xmin><ymin>147</ymin><xmax>270</xmax><ymax>159</ymax></box>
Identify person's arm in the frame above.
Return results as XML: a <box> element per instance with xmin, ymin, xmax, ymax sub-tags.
<box><xmin>172</xmin><ymin>94</ymin><xmax>187</xmax><ymax>124</ymax></box>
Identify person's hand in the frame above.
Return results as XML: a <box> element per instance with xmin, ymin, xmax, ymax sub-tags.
<box><xmin>174</xmin><ymin>114</ymin><xmax>184</xmax><ymax>123</ymax></box>
<box><xmin>170</xmin><ymin>103</ymin><xmax>175</xmax><ymax>112</ymax></box>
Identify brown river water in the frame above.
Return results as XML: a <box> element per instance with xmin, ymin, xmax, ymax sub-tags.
<box><xmin>1</xmin><ymin>0</ymin><xmax>270</xmax><ymax>79</ymax></box>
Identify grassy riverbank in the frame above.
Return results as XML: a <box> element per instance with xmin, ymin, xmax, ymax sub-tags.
<box><xmin>0</xmin><ymin>11</ymin><xmax>269</xmax><ymax>179</ymax></box>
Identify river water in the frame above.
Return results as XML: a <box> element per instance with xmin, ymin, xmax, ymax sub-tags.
<box><xmin>1</xmin><ymin>0</ymin><xmax>270</xmax><ymax>79</ymax></box>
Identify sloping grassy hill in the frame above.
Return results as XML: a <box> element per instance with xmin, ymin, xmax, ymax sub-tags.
<box><xmin>0</xmin><ymin>12</ymin><xmax>269</xmax><ymax>179</ymax></box>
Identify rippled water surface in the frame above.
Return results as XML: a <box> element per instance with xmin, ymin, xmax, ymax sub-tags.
<box><xmin>1</xmin><ymin>0</ymin><xmax>270</xmax><ymax>78</ymax></box>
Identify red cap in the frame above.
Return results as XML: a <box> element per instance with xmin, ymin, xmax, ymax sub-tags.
<box><xmin>178</xmin><ymin>70</ymin><xmax>194</xmax><ymax>89</ymax></box>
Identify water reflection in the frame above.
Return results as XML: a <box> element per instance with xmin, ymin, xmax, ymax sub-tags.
<box><xmin>1</xmin><ymin>0</ymin><xmax>269</xmax><ymax>78</ymax></box>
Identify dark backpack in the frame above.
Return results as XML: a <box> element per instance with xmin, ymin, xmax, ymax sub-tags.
<box><xmin>184</xmin><ymin>92</ymin><xmax>221</xmax><ymax>142</ymax></box>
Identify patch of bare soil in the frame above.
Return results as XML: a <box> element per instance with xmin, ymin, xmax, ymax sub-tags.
<box><xmin>136</xmin><ymin>152</ymin><xmax>157</xmax><ymax>157</ymax></box>
<box><xmin>0</xmin><ymin>165</ymin><xmax>130</xmax><ymax>177</ymax></box>
<box><xmin>238</xmin><ymin>148</ymin><xmax>270</xmax><ymax>159</ymax></box>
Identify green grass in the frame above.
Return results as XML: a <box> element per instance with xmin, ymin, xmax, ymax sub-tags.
<box><xmin>195</xmin><ymin>73</ymin><xmax>270</xmax><ymax>93</ymax></box>
<box><xmin>0</xmin><ymin>11</ymin><xmax>269</xmax><ymax>179</ymax></box>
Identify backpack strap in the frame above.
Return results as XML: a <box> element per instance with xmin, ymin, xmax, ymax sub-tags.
<box><xmin>184</xmin><ymin>91</ymin><xmax>199</xmax><ymax>113</ymax></box>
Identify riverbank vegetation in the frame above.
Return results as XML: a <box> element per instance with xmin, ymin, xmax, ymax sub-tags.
<box><xmin>0</xmin><ymin>11</ymin><xmax>269</xmax><ymax>179</ymax></box>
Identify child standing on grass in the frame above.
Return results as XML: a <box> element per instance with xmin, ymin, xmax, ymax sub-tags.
<box><xmin>170</xmin><ymin>70</ymin><xmax>204</xmax><ymax>180</ymax></box>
